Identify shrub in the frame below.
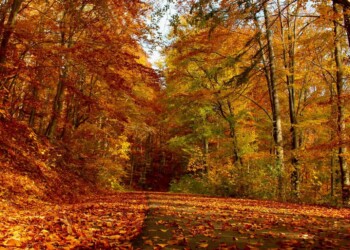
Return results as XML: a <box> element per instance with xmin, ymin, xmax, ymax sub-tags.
<box><xmin>169</xmin><ymin>174</ymin><xmax>212</xmax><ymax>195</ymax></box>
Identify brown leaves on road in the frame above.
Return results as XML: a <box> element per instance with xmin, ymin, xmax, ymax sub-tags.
<box><xmin>1</xmin><ymin>192</ymin><xmax>350</xmax><ymax>249</ymax></box>
<box><xmin>0</xmin><ymin>192</ymin><xmax>147</xmax><ymax>249</ymax></box>
<box><xmin>134</xmin><ymin>192</ymin><xmax>350</xmax><ymax>250</ymax></box>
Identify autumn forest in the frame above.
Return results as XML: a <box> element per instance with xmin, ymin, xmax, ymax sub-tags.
<box><xmin>1</xmin><ymin>0</ymin><xmax>350</xmax><ymax>204</ymax></box>
<box><xmin>2</xmin><ymin>0</ymin><xmax>350</xmax><ymax>248</ymax></box>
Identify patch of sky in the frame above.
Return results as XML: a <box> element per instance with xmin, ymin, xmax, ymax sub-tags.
<box><xmin>141</xmin><ymin>0</ymin><xmax>177</xmax><ymax>69</ymax></box>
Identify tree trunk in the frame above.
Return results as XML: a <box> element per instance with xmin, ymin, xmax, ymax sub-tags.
<box><xmin>203</xmin><ymin>137</ymin><xmax>209</xmax><ymax>172</ymax></box>
<box><xmin>45</xmin><ymin>7</ymin><xmax>72</xmax><ymax>139</ymax></box>
<box><xmin>333</xmin><ymin>1</ymin><xmax>350</xmax><ymax>205</ymax></box>
<box><xmin>331</xmin><ymin>150</ymin><xmax>336</xmax><ymax>197</ymax></box>
<box><xmin>28</xmin><ymin>86</ymin><xmax>38</xmax><ymax>128</ymax></box>
<box><xmin>0</xmin><ymin>0</ymin><xmax>23</xmax><ymax>66</ymax></box>
<box><xmin>226</xmin><ymin>100</ymin><xmax>241</xmax><ymax>167</ymax></box>
<box><xmin>263</xmin><ymin>2</ymin><xmax>285</xmax><ymax>200</ymax></box>
<box><xmin>329</xmin><ymin>68</ymin><xmax>338</xmax><ymax>198</ymax></box>
<box><xmin>217</xmin><ymin>100</ymin><xmax>242</xmax><ymax>167</ymax></box>
<box><xmin>334</xmin><ymin>0</ymin><xmax>350</xmax><ymax>45</ymax></box>
<box><xmin>0</xmin><ymin>0</ymin><xmax>24</xmax><ymax>107</ymax></box>
<box><xmin>45</xmin><ymin>69</ymin><xmax>67</xmax><ymax>139</ymax></box>
<box><xmin>277</xmin><ymin>0</ymin><xmax>300</xmax><ymax>199</ymax></box>
<box><xmin>129</xmin><ymin>154</ymin><xmax>135</xmax><ymax>187</ymax></box>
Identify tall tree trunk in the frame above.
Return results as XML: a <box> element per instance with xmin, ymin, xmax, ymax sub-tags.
<box><xmin>140</xmin><ymin>134</ymin><xmax>153</xmax><ymax>189</ymax></box>
<box><xmin>28</xmin><ymin>86</ymin><xmax>38</xmax><ymax>127</ymax></box>
<box><xmin>252</xmin><ymin>12</ymin><xmax>276</xmax><ymax>157</ymax></box>
<box><xmin>0</xmin><ymin>0</ymin><xmax>23</xmax><ymax>107</ymax></box>
<box><xmin>263</xmin><ymin>2</ymin><xmax>285</xmax><ymax>200</ymax></box>
<box><xmin>45</xmin><ymin>7</ymin><xmax>72</xmax><ymax>139</ymax></box>
<box><xmin>217</xmin><ymin>100</ymin><xmax>242</xmax><ymax>167</ymax></box>
<box><xmin>333</xmin><ymin>1</ymin><xmax>350</xmax><ymax>205</ymax></box>
<box><xmin>0</xmin><ymin>0</ymin><xmax>23</xmax><ymax>66</ymax></box>
<box><xmin>331</xmin><ymin>150</ymin><xmax>336</xmax><ymax>197</ymax></box>
<box><xmin>334</xmin><ymin>0</ymin><xmax>350</xmax><ymax>45</ymax></box>
<box><xmin>203</xmin><ymin>137</ymin><xmax>209</xmax><ymax>172</ymax></box>
<box><xmin>328</xmin><ymin>70</ymin><xmax>338</xmax><ymax>198</ymax></box>
<box><xmin>45</xmin><ymin>68</ymin><xmax>67</xmax><ymax>138</ymax></box>
<box><xmin>129</xmin><ymin>154</ymin><xmax>135</xmax><ymax>187</ymax></box>
<box><xmin>227</xmin><ymin>101</ymin><xmax>242</xmax><ymax>167</ymax></box>
<box><xmin>277</xmin><ymin>0</ymin><xmax>300</xmax><ymax>199</ymax></box>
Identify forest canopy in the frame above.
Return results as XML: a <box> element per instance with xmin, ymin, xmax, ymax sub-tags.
<box><xmin>0</xmin><ymin>0</ymin><xmax>350</xmax><ymax>206</ymax></box>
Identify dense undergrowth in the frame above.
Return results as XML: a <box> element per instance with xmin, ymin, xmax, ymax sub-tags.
<box><xmin>169</xmin><ymin>172</ymin><xmax>344</xmax><ymax>207</ymax></box>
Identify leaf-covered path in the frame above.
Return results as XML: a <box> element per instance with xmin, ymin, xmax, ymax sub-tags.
<box><xmin>1</xmin><ymin>192</ymin><xmax>350</xmax><ymax>249</ymax></box>
<box><xmin>0</xmin><ymin>192</ymin><xmax>147</xmax><ymax>249</ymax></box>
<box><xmin>134</xmin><ymin>192</ymin><xmax>350</xmax><ymax>249</ymax></box>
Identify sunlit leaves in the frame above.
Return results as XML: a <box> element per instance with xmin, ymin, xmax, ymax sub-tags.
<box><xmin>0</xmin><ymin>193</ymin><xmax>147</xmax><ymax>248</ymax></box>
<box><xmin>162</xmin><ymin>0</ymin><xmax>350</xmax><ymax>202</ymax></box>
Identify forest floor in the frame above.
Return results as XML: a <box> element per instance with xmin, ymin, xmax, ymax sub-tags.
<box><xmin>0</xmin><ymin>191</ymin><xmax>350</xmax><ymax>249</ymax></box>
<box><xmin>0</xmin><ymin>192</ymin><xmax>147</xmax><ymax>249</ymax></box>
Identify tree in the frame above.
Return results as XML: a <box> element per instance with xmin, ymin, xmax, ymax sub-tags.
<box><xmin>261</xmin><ymin>0</ymin><xmax>285</xmax><ymax>199</ymax></box>
<box><xmin>333</xmin><ymin>0</ymin><xmax>350</xmax><ymax>205</ymax></box>
<box><xmin>0</xmin><ymin>0</ymin><xmax>24</xmax><ymax>66</ymax></box>
<box><xmin>163</xmin><ymin>0</ymin><xmax>350</xmax><ymax>203</ymax></box>
<box><xmin>0</xmin><ymin>0</ymin><xmax>162</xmax><ymax>190</ymax></box>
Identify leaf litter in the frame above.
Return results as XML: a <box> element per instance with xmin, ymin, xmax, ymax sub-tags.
<box><xmin>0</xmin><ymin>192</ymin><xmax>147</xmax><ymax>249</ymax></box>
<box><xmin>1</xmin><ymin>191</ymin><xmax>350</xmax><ymax>249</ymax></box>
<box><xmin>133</xmin><ymin>192</ymin><xmax>350</xmax><ymax>249</ymax></box>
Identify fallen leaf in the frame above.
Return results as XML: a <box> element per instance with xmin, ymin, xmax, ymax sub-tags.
<box><xmin>198</xmin><ymin>243</ymin><xmax>209</xmax><ymax>248</ymax></box>
<box><xmin>4</xmin><ymin>239</ymin><xmax>21</xmax><ymax>247</ymax></box>
<box><xmin>167</xmin><ymin>239</ymin><xmax>179</xmax><ymax>245</ymax></box>
<box><xmin>145</xmin><ymin>239</ymin><xmax>153</xmax><ymax>246</ymax></box>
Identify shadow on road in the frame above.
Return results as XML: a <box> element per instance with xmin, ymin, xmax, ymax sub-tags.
<box><xmin>133</xmin><ymin>192</ymin><xmax>350</xmax><ymax>249</ymax></box>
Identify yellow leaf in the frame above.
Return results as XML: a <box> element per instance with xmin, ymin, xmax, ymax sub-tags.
<box><xmin>145</xmin><ymin>239</ymin><xmax>153</xmax><ymax>246</ymax></box>
<box><xmin>109</xmin><ymin>235</ymin><xmax>122</xmax><ymax>240</ymax></box>
<box><xmin>198</xmin><ymin>243</ymin><xmax>209</xmax><ymax>248</ymax></box>
<box><xmin>4</xmin><ymin>239</ymin><xmax>21</xmax><ymax>247</ymax></box>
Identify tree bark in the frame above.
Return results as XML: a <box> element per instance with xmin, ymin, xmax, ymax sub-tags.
<box><xmin>28</xmin><ymin>86</ymin><xmax>38</xmax><ymax>128</ymax></box>
<box><xmin>0</xmin><ymin>0</ymin><xmax>24</xmax><ymax>107</ymax></box>
<box><xmin>334</xmin><ymin>0</ymin><xmax>350</xmax><ymax>45</ymax></box>
<box><xmin>333</xmin><ymin>1</ymin><xmax>350</xmax><ymax>205</ymax></box>
<box><xmin>0</xmin><ymin>0</ymin><xmax>23</xmax><ymax>66</ymax></box>
<box><xmin>217</xmin><ymin>100</ymin><xmax>242</xmax><ymax>167</ymax></box>
<box><xmin>45</xmin><ymin>68</ymin><xmax>67</xmax><ymax>138</ymax></box>
<box><xmin>263</xmin><ymin>2</ymin><xmax>285</xmax><ymax>200</ymax></box>
<box><xmin>277</xmin><ymin>0</ymin><xmax>300</xmax><ymax>199</ymax></box>
<box><xmin>45</xmin><ymin>6</ymin><xmax>72</xmax><ymax>139</ymax></box>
